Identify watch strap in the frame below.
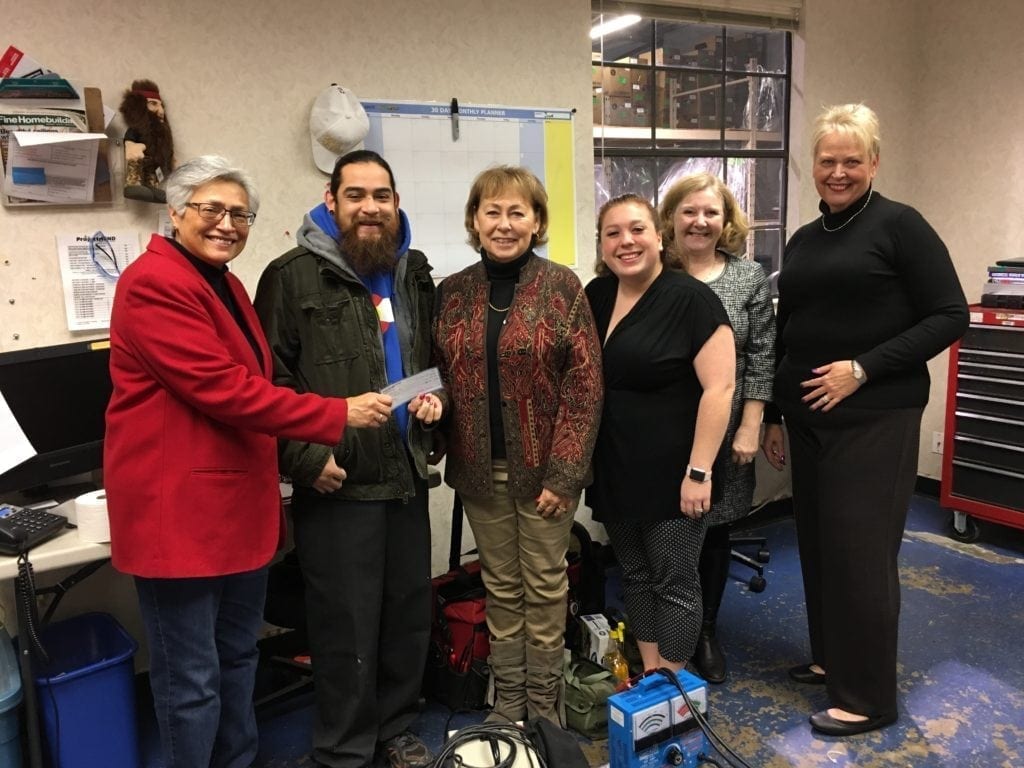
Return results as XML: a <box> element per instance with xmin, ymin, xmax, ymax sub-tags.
<box><xmin>686</xmin><ymin>464</ymin><xmax>711</xmax><ymax>483</ymax></box>
<box><xmin>851</xmin><ymin>359</ymin><xmax>866</xmax><ymax>382</ymax></box>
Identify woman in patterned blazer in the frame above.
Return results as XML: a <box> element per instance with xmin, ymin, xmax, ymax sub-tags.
<box><xmin>660</xmin><ymin>172</ymin><xmax>776</xmax><ymax>683</ymax></box>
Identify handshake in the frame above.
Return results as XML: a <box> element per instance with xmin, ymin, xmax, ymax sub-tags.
<box><xmin>345</xmin><ymin>391</ymin><xmax>443</xmax><ymax>429</ymax></box>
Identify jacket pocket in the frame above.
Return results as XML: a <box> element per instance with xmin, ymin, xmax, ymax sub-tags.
<box><xmin>337</xmin><ymin>430</ymin><xmax>387</xmax><ymax>485</ymax></box>
<box><xmin>300</xmin><ymin>294</ymin><xmax>359</xmax><ymax>364</ymax></box>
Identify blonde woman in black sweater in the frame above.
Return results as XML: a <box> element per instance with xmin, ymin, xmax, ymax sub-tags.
<box><xmin>762</xmin><ymin>103</ymin><xmax>968</xmax><ymax>736</ymax></box>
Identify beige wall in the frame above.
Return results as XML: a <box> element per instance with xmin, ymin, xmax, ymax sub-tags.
<box><xmin>796</xmin><ymin>0</ymin><xmax>1018</xmax><ymax>479</ymax></box>
<box><xmin>916</xmin><ymin>0</ymin><xmax>1024</xmax><ymax>476</ymax></box>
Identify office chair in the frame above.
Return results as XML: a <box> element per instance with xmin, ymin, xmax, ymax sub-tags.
<box><xmin>727</xmin><ymin>382</ymin><xmax>782</xmax><ymax>595</ymax></box>
<box><xmin>730</xmin><ymin>535</ymin><xmax>769</xmax><ymax>592</ymax></box>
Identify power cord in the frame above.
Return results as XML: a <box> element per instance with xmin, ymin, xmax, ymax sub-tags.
<box><xmin>698</xmin><ymin>755</ymin><xmax>726</xmax><ymax>767</ymax></box>
<box><xmin>432</xmin><ymin>722</ymin><xmax>544</xmax><ymax>768</ymax></box>
<box><xmin>16</xmin><ymin>552</ymin><xmax>63</xmax><ymax>766</ymax></box>
<box><xmin>15</xmin><ymin>553</ymin><xmax>48</xmax><ymax>663</ymax></box>
<box><xmin>652</xmin><ymin>668</ymin><xmax>756</xmax><ymax>768</ymax></box>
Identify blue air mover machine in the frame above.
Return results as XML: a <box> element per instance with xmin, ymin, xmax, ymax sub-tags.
<box><xmin>608</xmin><ymin>669</ymin><xmax>709</xmax><ymax>768</ymax></box>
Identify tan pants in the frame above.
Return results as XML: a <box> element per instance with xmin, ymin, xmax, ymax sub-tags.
<box><xmin>460</xmin><ymin>461</ymin><xmax>574</xmax><ymax>650</ymax></box>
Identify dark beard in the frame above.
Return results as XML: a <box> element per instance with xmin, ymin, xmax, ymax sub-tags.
<box><xmin>341</xmin><ymin>226</ymin><xmax>399</xmax><ymax>276</ymax></box>
<box><xmin>139</xmin><ymin>111</ymin><xmax>174</xmax><ymax>173</ymax></box>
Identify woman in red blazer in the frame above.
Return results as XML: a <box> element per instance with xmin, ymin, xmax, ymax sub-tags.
<box><xmin>104</xmin><ymin>156</ymin><xmax>393</xmax><ymax>768</ymax></box>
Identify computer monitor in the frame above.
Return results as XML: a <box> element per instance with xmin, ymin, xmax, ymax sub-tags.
<box><xmin>0</xmin><ymin>339</ymin><xmax>112</xmax><ymax>498</ymax></box>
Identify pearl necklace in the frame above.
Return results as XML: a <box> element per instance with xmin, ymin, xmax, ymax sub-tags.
<box><xmin>821</xmin><ymin>190</ymin><xmax>873</xmax><ymax>232</ymax></box>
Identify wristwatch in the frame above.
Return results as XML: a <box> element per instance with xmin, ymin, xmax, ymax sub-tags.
<box><xmin>686</xmin><ymin>465</ymin><xmax>711</xmax><ymax>483</ymax></box>
<box><xmin>851</xmin><ymin>360</ymin><xmax>866</xmax><ymax>383</ymax></box>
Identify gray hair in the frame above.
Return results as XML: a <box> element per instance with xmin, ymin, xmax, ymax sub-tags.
<box><xmin>164</xmin><ymin>155</ymin><xmax>260</xmax><ymax>215</ymax></box>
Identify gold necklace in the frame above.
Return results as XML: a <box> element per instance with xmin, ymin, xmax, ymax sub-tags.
<box><xmin>821</xmin><ymin>190</ymin><xmax>873</xmax><ymax>232</ymax></box>
<box><xmin>488</xmin><ymin>300</ymin><xmax>511</xmax><ymax>312</ymax></box>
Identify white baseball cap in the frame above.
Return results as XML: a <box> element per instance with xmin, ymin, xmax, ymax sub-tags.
<box><xmin>309</xmin><ymin>85</ymin><xmax>370</xmax><ymax>174</ymax></box>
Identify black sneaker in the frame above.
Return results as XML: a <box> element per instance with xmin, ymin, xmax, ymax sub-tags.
<box><xmin>380</xmin><ymin>731</ymin><xmax>433</xmax><ymax>768</ymax></box>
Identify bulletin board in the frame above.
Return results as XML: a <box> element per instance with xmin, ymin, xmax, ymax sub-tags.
<box><xmin>360</xmin><ymin>99</ymin><xmax>576</xmax><ymax>277</ymax></box>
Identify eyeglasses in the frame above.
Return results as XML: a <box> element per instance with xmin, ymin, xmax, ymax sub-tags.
<box><xmin>185</xmin><ymin>202</ymin><xmax>256</xmax><ymax>228</ymax></box>
<box><xmin>90</xmin><ymin>231</ymin><xmax>122</xmax><ymax>281</ymax></box>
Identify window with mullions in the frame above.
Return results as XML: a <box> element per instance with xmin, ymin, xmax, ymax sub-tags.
<box><xmin>592</xmin><ymin>15</ymin><xmax>790</xmax><ymax>277</ymax></box>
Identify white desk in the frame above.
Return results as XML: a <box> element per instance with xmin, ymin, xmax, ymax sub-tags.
<box><xmin>0</xmin><ymin>526</ymin><xmax>110</xmax><ymax>581</ymax></box>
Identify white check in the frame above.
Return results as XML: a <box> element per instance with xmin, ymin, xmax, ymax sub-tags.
<box><xmin>380</xmin><ymin>367</ymin><xmax>444</xmax><ymax>406</ymax></box>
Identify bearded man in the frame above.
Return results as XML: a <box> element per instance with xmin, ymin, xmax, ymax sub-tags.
<box><xmin>254</xmin><ymin>150</ymin><xmax>438</xmax><ymax>768</ymax></box>
<box><xmin>118</xmin><ymin>79</ymin><xmax>174</xmax><ymax>202</ymax></box>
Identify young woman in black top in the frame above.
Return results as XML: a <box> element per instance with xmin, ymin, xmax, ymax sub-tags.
<box><xmin>587</xmin><ymin>194</ymin><xmax>734</xmax><ymax>673</ymax></box>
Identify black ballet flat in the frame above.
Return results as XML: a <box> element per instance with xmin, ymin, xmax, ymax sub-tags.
<box><xmin>788</xmin><ymin>663</ymin><xmax>827</xmax><ymax>684</ymax></box>
<box><xmin>809</xmin><ymin>710</ymin><xmax>897</xmax><ymax>736</ymax></box>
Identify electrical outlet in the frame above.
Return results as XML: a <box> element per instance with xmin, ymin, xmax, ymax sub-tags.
<box><xmin>931</xmin><ymin>431</ymin><xmax>944</xmax><ymax>454</ymax></box>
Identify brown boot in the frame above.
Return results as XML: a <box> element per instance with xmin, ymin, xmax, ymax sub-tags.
<box><xmin>525</xmin><ymin>642</ymin><xmax>565</xmax><ymax>727</ymax></box>
<box><xmin>485</xmin><ymin>637</ymin><xmax>527</xmax><ymax>723</ymax></box>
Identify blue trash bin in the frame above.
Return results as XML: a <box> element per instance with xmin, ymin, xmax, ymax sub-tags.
<box><xmin>34</xmin><ymin>612</ymin><xmax>139</xmax><ymax>768</ymax></box>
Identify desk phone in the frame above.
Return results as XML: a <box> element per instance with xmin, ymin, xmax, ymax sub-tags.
<box><xmin>0</xmin><ymin>504</ymin><xmax>68</xmax><ymax>555</ymax></box>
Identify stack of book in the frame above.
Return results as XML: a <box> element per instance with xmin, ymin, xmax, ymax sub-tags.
<box><xmin>982</xmin><ymin>259</ymin><xmax>1024</xmax><ymax>308</ymax></box>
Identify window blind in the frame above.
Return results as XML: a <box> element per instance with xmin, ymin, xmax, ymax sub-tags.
<box><xmin>593</xmin><ymin>0</ymin><xmax>802</xmax><ymax>31</ymax></box>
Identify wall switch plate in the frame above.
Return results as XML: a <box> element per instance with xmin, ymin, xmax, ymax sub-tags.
<box><xmin>931</xmin><ymin>431</ymin><xmax>944</xmax><ymax>454</ymax></box>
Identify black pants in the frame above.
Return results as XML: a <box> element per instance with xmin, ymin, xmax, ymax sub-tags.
<box><xmin>292</xmin><ymin>476</ymin><xmax>431</xmax><ymax>768</ymax></box>
<box><xmin>786</xmin><ymin>406</ymin><xmax>921</xmax><ymax>719</ymax></box>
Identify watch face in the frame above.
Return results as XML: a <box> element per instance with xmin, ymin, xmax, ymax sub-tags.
<box><xmin>688</xmin><ymin>467</ymin><xmax>707</xmax><ymax>482</ymax></box>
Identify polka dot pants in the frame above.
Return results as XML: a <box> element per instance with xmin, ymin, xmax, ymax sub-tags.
<box><xmin>605</xmin><ymin>515</ymin><xmax>708</xmax><ymax>663</ymax></box>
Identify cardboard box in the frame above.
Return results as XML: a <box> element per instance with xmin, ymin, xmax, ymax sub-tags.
<box><xmin>605</xmin><ymin>101</ymin><xmax>651</xmax><ymax>129</ymax></box>
<box><xmin>699</xmin><ymin>112</ymin><xmax>722</xmax><ymax>130</ymax></box>
<box><xmin>673</xmin><ymin>95</ymin><xmax>700</xmax><ymax>129</ymax></box>
<box><xmin>602</xmin><ymin>67</ymin><xmax>633</xmax><ymax>97</ymax></box>
<box><xmin>579</xmin><ymin>614</ymin><xmax>610</xmax><ymax>663</ymax></box>
<box><xmin>630</xmin><ymin>104</ymin><xmax>650</xmax><ymax>128</ymax></box>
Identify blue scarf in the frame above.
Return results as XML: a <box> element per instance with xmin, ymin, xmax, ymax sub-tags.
<box><xmin>310</xmin><ymin>203</ymin><xmax>409</xmax><ymax>442</ymax></box>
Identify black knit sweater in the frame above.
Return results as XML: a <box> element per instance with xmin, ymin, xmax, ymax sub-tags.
<box><xmin>768</xmin><ymin>188</ymin><xmax>968</xmax><ymax>424</ymax></box>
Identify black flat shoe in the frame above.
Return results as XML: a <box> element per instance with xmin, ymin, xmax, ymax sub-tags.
<box><xmin>809</xmin><ymin>710</ymin><xmax>897</xmax><ymax>736</ymax></box>
<box><xmin>788</xmin><ymin>663</ymin><xmax>826</xmax><ymax>684</ymax></box>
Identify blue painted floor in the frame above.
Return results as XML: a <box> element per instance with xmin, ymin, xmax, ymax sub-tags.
<box><xmin>136</xmin><ymin>495</ymin><xmax>1024</xmax><ymax>767</ymax></box>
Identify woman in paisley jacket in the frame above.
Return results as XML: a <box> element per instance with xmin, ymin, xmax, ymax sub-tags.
<box><xmin>433</xmin><ymin>166</ymin><xmax>603</xmax><ymax>726</ymax></box>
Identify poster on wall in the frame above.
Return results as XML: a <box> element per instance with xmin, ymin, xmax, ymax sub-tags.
<box><xmin>360</xmin><ymin>99</ymin><xmax>576</xmax><ymax>277</ymax></box>
<box><xmin>56</xmin><ymin>230</ymin><xmax>142</xmax><ymax>331</ymax></box>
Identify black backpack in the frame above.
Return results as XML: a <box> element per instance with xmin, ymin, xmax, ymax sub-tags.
<box><xmin>565</xmin><ymin>522</ymin><xmax>607</xmax><ymax>648</ymax></box>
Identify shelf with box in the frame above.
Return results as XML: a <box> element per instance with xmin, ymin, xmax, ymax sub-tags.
<box><xmin>591</xmin><ymin>19</ymin><xmax>790</xmax><ymax>277</ymax></box>
<box><xmin>940</xmin><ymin>306</ymin><xmax>1024</xmax><ymax>540</ymax></box>
<box><xmin>592</xmin><ymin>64</ymin><xmax>651</xmax><ymax>129</ymax></box>
<box><xmin>0</xmin><ymin>82</ymin><xmax>120</xmax><ymax>208</ymax></box>
<box><xmin>591</xmin><ymin>61</ymin><xmax>783</xmax><ymax>147</ymax></box>
<box><xmin>592</xmin><ymin>28</ymin><xmax>780</xmax><ymax>136</ymax></box>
